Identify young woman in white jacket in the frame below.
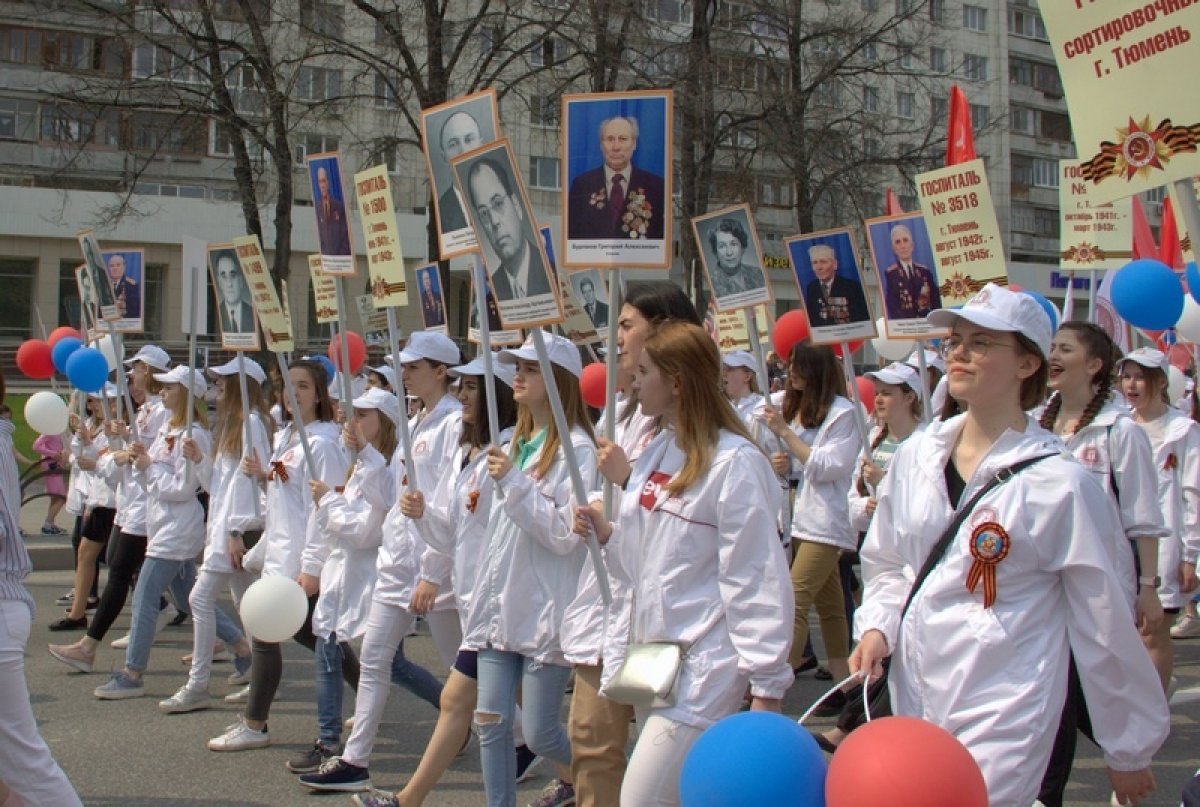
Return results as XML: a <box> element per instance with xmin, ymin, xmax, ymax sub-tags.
<box><xmin>466</xmin><ymin>331</ymin><xmax>596</xmax><ymax>807</ymax></box>
<box><xmin>208</xmin><ymin>359</ymin><xmax>350</xmax><ymax>752</ymax></box>
<box><xmin>1119</xmin><ymin>347</ymin><xmax>1200</xmax><ymax>690</ymax></box>
<box><xmin>291</xmin><ymin>387</ymin><xmax>400</xmax><ymax>773</ymax></box>
<box><xmin>159</xmin><ymin>359</ymin><xmax>271</xmax><ymax>713</ymax></box>
<box><xmin>762</xmin><ymin>341</ymin><xmax>859</xmax><ymax>711</ymax></box>
<box><xmin>298</xmin><ymin>332</ymin><xmax>463</xmax><ymax>793</ymax></box>
<box><xmin>352</xmin><ymin>359</ymin><xmax>522</xmax><ymax>807</ymax></box>
<box><xmin>851</xmin><ymin>284</ymin><xmax>1168</xmax><ymax>807</ymax></box>
<box><xmin>92</xmin><ymin>366</ymin><xmax>213</xmax><ymax>700</ymax></box>
<box><xmin>575</xmin><ymin>321</ymin><xmax>794</xmax><ymax>806</ymax></box>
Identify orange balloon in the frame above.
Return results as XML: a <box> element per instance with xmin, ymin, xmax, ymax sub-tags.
<box><xmin>579</xmin><ymin>362</ymin><xmax>607</xmax><ymax>409</ymax></box>
<box><xmin>825</xmin><ymin>716</ymin><xmax>987</xmax><ymax>807</ymax></box>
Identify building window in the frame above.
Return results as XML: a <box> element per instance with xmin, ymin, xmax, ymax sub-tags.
<box><xmin>928</xmin><ymin>0</ymin><xmax>944</xmax><ymax>21</ymax></box>
<box><xmin>863</xmin><ymin>86</ymin><xmax>879</xmax><ymax>112</ymax></box>
<box><xmin>929</xmin><ymin>46</ymin><xmax>947</xmax><ymax>72</ymax></box>
<box><xmin>529</xmin><ymin>156</ymin><xmax>560</xmax><ymax>189</ymax></box>
<box><xmin>861</xmin><ymin>42</ymin><xmax>878</xmax><ymax>62</ymax></box>
<box><xmin>1011</xmin><ymin>204</ymin><xmax>1035</xmax><ymax>232</ymax></box>
<box><xmin>1034</xmin><ymin>207</ymin><xmax>1059</xmax><ymax>237</ymax></box>
<box><xmin>1025</xmin><ymin>156</ymin><xmax>1058</xmax><ymax>188</ymax></box>
<box><xmin>898</xmin><ymin>44</ymin><xmax>913</xmax><ymax>69</ymax></box>
<box><xmin>373</xmin><ymin>74</ymin><xmax>399</xmax><ymax>109</ymax></box>
<box><xmin>1010</xmin><ymin>104</ymin><xmax>1035</xmax><ymax>134</ymax></box>
<box><xmin>894</xmin><ymin>0</ymin><xmax>914</xmax><ymax>14</ymax></box>
<box><xmin>294</xmin><ymin>133</ymin><xmax>339</xmax><ymax>164</ymax></box>
<box><xmin>758</xmin><ymin>176</ymin><xmax>793</xmax><ymax>208</ymax></box>
<box><xmin>963</xmin><ymin>53</ymin><xmax>988</xmax><ymax>81</ymax></box>
<box><xmin>299</xmin><ymin>0</ymin><xmax>344</xmax><ymax>38</ymax></box>
<box><xmin>128</xmin><ymin>111</ymin><xmax>207</xmax><ymax>156</ymax></box>
<box><xmin>969</xmin><ymin>103</ymin><xmax>989</xmax><ymax>130</ymax></box>
<box><xmin>1040</xmin><ymin>110</ymin><xmax>1071</xmax><ymax>141</ymax></box>
<box><xmin>297</xmin><ymin>66</ymin><xmax>341</xmax><ymax>102</ymax></box>
<box><xmin>531</xmin><ymin>37</ymin><xmax>561</xmax><ymax>67</ymax></box>
<box><xmin>132</xmin><ymin>42</ymin><xmax>202</xmax><ymax>84</ymax></box>
<box><xmin>0</xmin><ymin>258</ymin><xmax>33</xmax><ymax>339</ymax></box>
<box><xmin>1010</xmin><ymin>57</ymin><xmax>1062</xmax><ymax>95</ymax></box>
<box><xmin>646</xmin><ymin>0</ymin><xmax>691</xmax><ymax>23</ymax></box>
<box><xmin>530</xmin><ymin>94</ymin><xmax>558</xmax><ymax>127</ymax></box>
<box><xmin>896</xmin><ymin>91</ymin><xmax>915</xmax><ymax>119</ymax></box>
<box><xmin>813</xmin><ymin>81</ymin><xmax>840</xmax><ymax>107</ymax></box>
<box><xmin>861</xmin><ymin>0</ymin><xmax>878</xmax><ymax>11</ymax></box>
<box><xmin>962</xmin><ymin>4</ymin><xmax>987</xmax><ymax>31</ymax></box>
<box><xmin>0</xmin><ymin>97</ymin><xmax>36</xmax><ymax>141</ymax></box>
<box><xmin>1009</xmin><ymin>7</ymin><xmax>1048</xmax><ymax>40</ymax></box>
<box><xmin>931</xmin><ymin>96</ymin><xmax>948</xmax><ymax>122</ymax></box>
<box><xmin>209</xmin><ymin>119</ymin><xmax>262</xmax><ymax>159</ymax></box>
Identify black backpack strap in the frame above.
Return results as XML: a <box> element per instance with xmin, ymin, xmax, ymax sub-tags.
<box><xmin>898</xmin><ymin>453</ymin><xmax>1054</xmax><ymax>621</ymax></box>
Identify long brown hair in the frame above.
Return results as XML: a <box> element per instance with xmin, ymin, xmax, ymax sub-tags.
<box><xmin>511</xmin><ymin>363</ymin><xmax>595</xmax><ymax>480</ymax></box>
<box><xmin>213</xmin><ymin>376</ymin><xmax>275</xmax><ymax>458</ymax></box>
<box><xmin>618</xmin><ymin>282</ymin><xmax>703</xmax><ymax>423</ymax></box>
<box><xmin>1038</xmin><ymin>322</ymin><xmax>1118</xmax><ymax>435</ymax></box>
<box><xmin>645</xmin><ymin>322</ymin><xmax>758</xmax><ymax>495</ymax></box>
<box><xmin>462</xmin><ymin>376</ymin><xmax>517</xmax><ymax>449</ymax></box>
<box><xmin>282</xmin><ymin>359</ymin><xmax>336</xmax><ymax>423</ymax></box>
<box><xmin>782</xmin><ymin>341</ymin><xmax>847</xmax><ymax>429</ymax></box>
<box><xmin>1015</xmin><ymin>333</ymin><xmax>1050</xmax><ymax>412</ymax></box>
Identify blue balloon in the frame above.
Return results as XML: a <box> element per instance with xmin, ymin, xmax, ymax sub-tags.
<box><xmin>1187</xmin><ymin>262</ymin><xmax>1200</xmax><ymax>305</ymax></box>
<box><xmin>680</xmin><ymin>711</ymin><xmax>825</xmax><ymax>807</ymax></box>
<box><xmin>1110</xmin><ymin>259</ymin><xmax>1184</xmax><ymax>330</ymax></box>
<box><xmin>65</xmin><ymin>347</ymin><xmax>111</xmax><ymax>393</ymax></box>
<box><xmin>1019</xmin><ymin>289</ymin><xmax>1059</xmax><ymax>331</ymax></box>
<box><xmin>51</xmin><ymin>337</ymin><xmax>82</xmax><ymax>374</ymax></box>
<box><xmin>302</xmin><ymin>354</ymin><xmax>336</xmax><ymax>386</ymax></box>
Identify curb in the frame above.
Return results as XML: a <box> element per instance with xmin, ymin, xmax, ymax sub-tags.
<box><xmin>24</xmin><ymin>537</ymin><xmax>75</xmax><ymax>572</ymax></box>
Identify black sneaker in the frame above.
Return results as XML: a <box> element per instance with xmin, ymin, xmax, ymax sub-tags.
<box><xmin>55</xmin><ymin>591</ymin><xmax>74</xmax><ymax>606</ymax></box>
<box><xmin>287</xmin><ymin>740</ymin><xmax>339</xmax><ymax>773</ymax></box>
<box><xmin>49</xmin><ymin>615</ymin><xmax>87</xmax><ymax>631</ymax></box>
<box><xmin>168</xmin><ymin>610</ymin><xmax>190</xmax><ymax>627</ymax></box>
<box><xmin>811</xmin><ymin>689</ymin><xmax>848</xmax><ymax>718</ymax></box>
<box><xmin>298</xmin><ymin>758</ymin><xmax>371</xmax><ymax>792</ymax></box>
<box><xmin>515</xmin><ymin>744</ymin><xmax>543</xmax><ymax>783</ymax></box>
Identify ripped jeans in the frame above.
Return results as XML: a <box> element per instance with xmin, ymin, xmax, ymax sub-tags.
<box><xmin>475</xmin><ymin>649</ymin><xmax>572</xmax><ymax>807</ymax></box>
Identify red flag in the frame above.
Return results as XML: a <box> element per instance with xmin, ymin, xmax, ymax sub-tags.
<box><xmin>884</xmin><ymin>188</ymin><xmax>904</xmax><ymax>215</ymax></box>
<box><xmin>1159</xmin><ymin>195</ymin><xmax>1184</xmax><ymax>269</ymax></box>
<box><xmin>945</xmin><ymin>85</ymin><xmax>977</xmax><ymax>166</ymax></box>
<box><xmin>1131</xmin><ymin>196</ymin><xmax>1158</xmax><ymax>259</ymax></box>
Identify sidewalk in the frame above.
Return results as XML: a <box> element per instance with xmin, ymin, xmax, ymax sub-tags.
<box><xmin>19</xmin><ymin>491</ymin><xmax>75</xmax><ymax>571</ymax></box>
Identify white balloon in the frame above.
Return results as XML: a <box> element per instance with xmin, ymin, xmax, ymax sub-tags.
<box><xmin>871</xmin><ymin>317</ymin><xmax>917</xmax><ymax>362</ymax></box>
<box><xmin>24</xmin><ymin>391</ymin><xmax>68</xmax><ymax>435</ymax></box>
<box><xmin>239</xmin><ymin>576</ymin><xmax>308</xmax><ymax>642</ymax></box>
<box><xmin>1176</xmin><ymin>296</ymin><xmax>1200</xmax><ymax>344</ymax></box>
<box><xmin>93</xmin><ymin>335</ymin><xmax>120</xmax><ymax>371</ymax></box>
<box><xmin>1169</xmin><ymin>365</ymin><xmax>1187</xmax><ymax>406</ymax></box>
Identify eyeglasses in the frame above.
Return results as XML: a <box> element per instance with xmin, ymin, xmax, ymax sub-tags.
<box><xmin>475</xmin><ymin>194</ymin><xmax>511</xmax><ymax>225</ymax></box>
<box><xmin>944</xmin><ymin>334</ymin><xmax>1018</xmax><ymax>358</ymax></box>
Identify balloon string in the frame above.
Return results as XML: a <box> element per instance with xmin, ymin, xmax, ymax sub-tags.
<box><xmin>796</xmin><ymin>671</ymin><xmax>865</xmax><ymax>726</ymax></box>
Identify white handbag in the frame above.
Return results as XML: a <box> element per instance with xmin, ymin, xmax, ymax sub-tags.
<box><xmin>601</xmin><ymin>641</ymin><xmax>684</xmax><ymax>709</ymax></box>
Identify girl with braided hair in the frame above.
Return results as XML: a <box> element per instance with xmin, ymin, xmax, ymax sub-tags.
<box><xmin>1035</xmin><ymin>323</ymin><xmax>1167</xmax><ymax>806</ymax></box>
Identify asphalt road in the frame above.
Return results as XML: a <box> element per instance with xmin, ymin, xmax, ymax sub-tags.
<box><xmin>18</xmin><ymin>566</ymin><xmax>1200</xmax><ymax>806</ymax></box>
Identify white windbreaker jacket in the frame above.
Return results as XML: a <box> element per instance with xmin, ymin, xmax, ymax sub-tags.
<box><xmin>247</xmin><ymin>420</ymin><xmax>347</xmax><ymax>580</ymax></box>
<box><xmin>312</xmin><ymin>443</ymin><xmax>392</xmax><ymax>641</ymax></box>
<box><xmin>137</xmin><ymin>424</ymin><xmax>212</xmax><ymax>561</ymax></box>
<box><xmin>788</xmin><ymin>395</ymin><xmax>859</xmax><ymax>550</ymax></box>
<box><xmin>372</xmin><ymin>394</ymin><xmax>462</xmax><ymax>609</ymax></box>
<box><xmin>462</xmin><ymin>427</ymin><xmax>596</xmax><ymax>666</ymax></box>
<box><xmin>97</xmin><ymin>397</ymin><xmax>167</xmax><ymax>536</ymax></box>
<box><xmin>855</xmin><ymin>415</ymin><xmax>1169</xmax><ymax>807</ymax></box>
<box><xmin>195</xmin><ymin>413</ymin><xmax>272</xmax><ymax>573</ymax></box>
<box><xmin>601</xmin><ymin>429</ymin><xmax>793</xmax><ymax>729</ymax></box>
<box><xmin>1137</xmin><ymin>406</ymin><xmax>1200</xmax><ymax>609</ymax></box>
<box><xmin>74</xmin><ymin>427</ymin><xmax>116</xmax><ymax>509</ymax></box>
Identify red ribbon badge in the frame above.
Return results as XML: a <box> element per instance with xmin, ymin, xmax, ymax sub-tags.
<box><xmin>165</xmin><ymin>435</ymin><xmax>176</xmax><ymax>452</ymax></box>
<box><xmin>966</xmin><ymin>522</ymin><xmax>1010</xmax><ymax>609</ymax></box>
<box><xmin>1165</xmin><ymin>453</ymin><xmax>1179</xmax><ymax>472</ymax></box>
<box><xmin>466</xmin><ymin>490</ymin><xmax>480</xmax><ymax>514</ymax></box>
<box><xmin>268</xmin><ymin>460</ymin><xmax>290</xmax><ymax>483</ymax></box>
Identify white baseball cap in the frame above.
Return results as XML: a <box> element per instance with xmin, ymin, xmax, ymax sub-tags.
<box><xmin>351</xmin><ymin>386</ymin><xmax>401</xmax><ymax>425</ymax></box>
<box><xmin>207</xmin><ymin>357</ymin><xmax>267</xmax><ymax>385</ymax></box>
<box><xmin>398</xmin><ymin>331</ymin><xmax>461</xmax><ymax>366</ymax></box>
<box><xmin>152</xmin><ymin>365</ymin><xmax>208</xmax><ymax>399</ymax></box>
<box><xmin>123</xmin><ymin>345</ymin><xmax>171</xmax><ymax>371</ymax></box>
<box><xmin>1117</xmin><ymin>347</ymin><xmax>1169</xmax><ymax>373</ymax></box>
<box><xmin>906</xmin><ymin>347</ymin><xmax>946</xmax><ymax>374</ymax></box>
<box><xmin>450</xmin><ymin>355</ymin><xmax>517</xmax><ymax>388</ymax></box>
<box><xmin>369</xmin><ymin>364</ymin><xmax>397</xmax><ymax>388</ymax></box>
<box><xmin>866</xmin><ymin>362</ymin><xmax>921</xmax><ymax>390</ymax></box>
<box><xmin>722</xmin><ymin>350</ymin><xmax>757</xmax><ymax>370</ymax></box>
<box><xmin>88</xmin><ymin>382</ymin><xmax>120</xmax><ymax>399</ymax></box>
<box><xmin>927</xmin><ymin>282</ymin><xmax>1052</xmax><ymax>359</ymax></box>
<box><xmin>498</xmin><ymin>330</ymin><xmax>584</xmax><ymax>378</ymax></box>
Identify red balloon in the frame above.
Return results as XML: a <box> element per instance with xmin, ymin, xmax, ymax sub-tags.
<box><xmin>772</xmin><ymin>310</ymin><xmax>811</xmax><ymax>359</ymax></box>
<box><xmin>328</xmin><ymin>331</ymin><xmax>367</xmax><ymax>375</ymax></box>
<box><xmin>16</xmin><ymin>339</ymin><xmax>55</xmax><ymax>380</ymax></box>
<box><xmin>47</xmin><ymin>326</ymin><xmax>82</xmax><ymax>347</ymax></box>
<box><xmin>580</xmin><ymin>362</ymin><xmax>607</xmax><ymax>409</ymax></box>
<box><xmin>826</xmin><ymin>716</ymin><xmax>988</xmax><ymax>807</ymax></box>
<box><xmin>855</xmin><ymin>376</ymin><xmax>876</xmax><ymax>414</ymax></box>
<box><xmin>832</xmin><ymin>339</ymin><xmax>865</xmax><ymax>358</ymax></box>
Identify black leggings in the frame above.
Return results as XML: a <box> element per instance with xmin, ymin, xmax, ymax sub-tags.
<box><xmin>1037</xmin><ymin>655</ymin><xmax>1094</xmax><ymax>807</ymax></box>
<box><xmin>246</xmin><ymin>593</ymin><xmax>360</xmax><ymax>723</ymax></box>
<box><xmin>86</xmin><ymin>532</ymin><xmax>148</xmax><ymax>642</ymax></box>
<box><xmin>70</xmin><ymin>515</ymin><xmax>99</xmax><ymax>599</ymax></box>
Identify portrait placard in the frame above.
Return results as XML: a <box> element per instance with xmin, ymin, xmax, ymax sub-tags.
<box><xmin>692</xmin><ymin>204</ymin><xmax>773</xmax><ymax>313</ymax></box>
<box><xmin>306</xmin><ymin>152</ymin><xmax>356</xmax><ymax>275</ymax></box>
<box><xmin>785</xmin><ymin>228</ymin><xmax>876</xmax><ymax>345</ymax></box>
<box><xmin>208</xmin><ymin>243</ymin><xmax>261</xmax><ymax>351</ymax></box>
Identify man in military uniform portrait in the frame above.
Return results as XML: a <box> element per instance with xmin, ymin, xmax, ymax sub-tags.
<box><xmin>106</xmin><ymin>253</ymin><xmax>141</xmax><ymax>320</ymax></box>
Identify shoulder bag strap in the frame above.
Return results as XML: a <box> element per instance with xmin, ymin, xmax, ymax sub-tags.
<box><xmin>898</xmin><ymin>452</ymin><xmax>1053</xmax><ymax>621</ymax></box>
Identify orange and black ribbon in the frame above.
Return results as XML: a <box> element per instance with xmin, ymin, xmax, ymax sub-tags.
<box><xmin>268</xmin><ymin>460</ymin><xmax>290</xmax><ymax>483</ymax></box>
<box><xmin>966</xmin><ymin>522</ymin><xmax>1011</xmax><ymax>609</ymax></box>
<box><xmin>165</xmin><ymin>435</ymin><xmax>176</xmax><ymax>452</ymax></box>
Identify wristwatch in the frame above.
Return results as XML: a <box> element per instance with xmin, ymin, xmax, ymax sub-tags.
<box><xmin>1138</xmin><ymin>575</ymin><xmax>1162</xmax><ymax>588</ymax></box>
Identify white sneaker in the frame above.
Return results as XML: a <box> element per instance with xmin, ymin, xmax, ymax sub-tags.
<box><xmin>159</xmin><ymin>685</ymin><xmax>211</xmax><ymax>714</ymax></box>
<box><xmin>225</xmin><ymin>684</ymin><xmax>251</xmax><ymax>703</ymax></box>
<box><xmin>110</xmin><ymin>633</ymin><xmax>130</xmax><ymax>649</ymax></box>
<box><xmin>1171</xmin><ymin>614</ymin><xmax>1200</xmax><ymax>638</ymax></box>
<box><xmin>212</xmin><ymin>642</ymin><xmax>233</xmax><ymax>663</ymax></box>
<box><xmin>207</xmin><ymin>718</ymin><xmax>270</xmax><ymax>752</ymax></box>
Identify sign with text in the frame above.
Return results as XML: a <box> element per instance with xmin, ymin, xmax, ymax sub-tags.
<box><xmin>1039</xmin><ymin>0</ymin><xmax>1200</xmax><ymax>204</ymax></box>
<box><xmin>710</xmin><ymin>303</ymin><xmax>772</xmax><ymax>352</ymax></box>
<box><xmin>1059</xmin><ymin>159</ymin><xmax>1133</xmax><ymax>270</ymax></box>
<box><xmin>307</xmin><ymin>254</ymin><xmax>339</xmax><ymax>324</ymax></box>
<box><xmin>915</xmin><ymin>159</ymin><xmax>1008</xmax><ymax>305</ymax></box>
<box><xmin>232</xmin><ymin>234</ymin><xmax>294</xmax><ymax>353</ymax></box>
<box><xmin>355</xmin><ymin>294</ymin><xmax>389</xmax><ymax>346</ymax></box>
<box><xmin>353</xmin><ymin>164</ymin><xmax>410</xmax><ymax>309</ymax></box>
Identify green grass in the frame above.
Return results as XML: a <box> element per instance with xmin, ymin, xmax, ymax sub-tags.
<box><xmin>5</xmin><ymin>392</ymin><xmax>56</xmax><ymax>469</ymax></box>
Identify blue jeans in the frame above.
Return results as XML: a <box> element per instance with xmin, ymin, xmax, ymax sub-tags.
<box><xmin>475</xmin><ymin>649</ymin><xmax>572</xmax><ymax>807</ymax></box>
<box><xmin>314</xmin><ymin>634</ymin><xmax>442</xmax><ymax>746</ymax></box>
<box><xmin>125</xmin><ymin>558</ymin><xmax>238</xmax><ymax>673</ymax></box>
